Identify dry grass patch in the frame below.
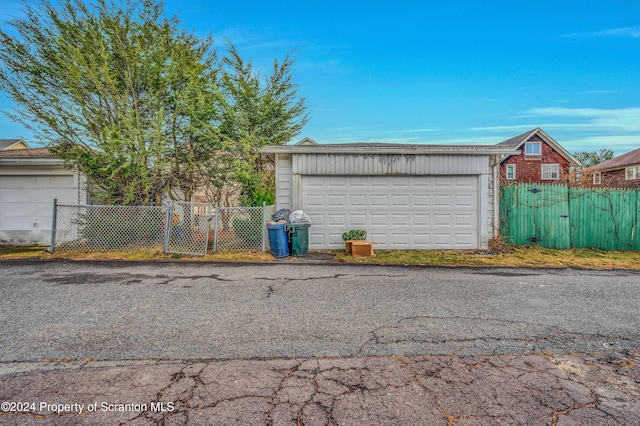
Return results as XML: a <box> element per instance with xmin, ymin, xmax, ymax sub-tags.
<box><xmin>0</xmin><ymin>246</ymin><xmax>274</xmax><ymax>262</ymax></box>
<box><xmin>2</xmin><ymin>245</ymin><xmax>639</xmax><ymax>269</ymax></box>
<box><xmin>336</xmin><ymin>247</ymin><xmax>640</xmax><ymax>270</ymax></box>
<box><xmin>0</xmin><ymin>245</ymin><xmax>49</xmax><ymax>258</ymax></box>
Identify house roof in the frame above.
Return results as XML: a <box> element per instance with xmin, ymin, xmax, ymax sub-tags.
<box><xmin>588</xmin><ymin>147</ymin><xmax>640</xmax><ymax>172</ymax></box>
<box><xmin>0</xmin><ymin>147</ymin><xmax>53</xmax><ymax>158</ymax></box>
<box><xmin>0</xmin><ymin>147</ymin><xmax>64</xmax><ymax>166</ymax></box>
<box><xmin>497</xmin><ymin>128</ymin><xmax>581</xmax><ymax>167</ymax></box>
<box><xmin>264</xmin><ymin>138</ymin><xmax>519</xmax><ymax>156</ymax></box>
<box><xmin>0</xmin><ymin>139</ymin><xmax>30</xmax><ymax>150</ymax></box>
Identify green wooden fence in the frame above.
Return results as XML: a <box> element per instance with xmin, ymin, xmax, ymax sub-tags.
<box><xmin>500</xmin><ymin>183</ymin><xmax>640</xmax><ymax>250</ymax></box>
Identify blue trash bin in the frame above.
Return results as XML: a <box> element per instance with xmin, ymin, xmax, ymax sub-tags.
<box><xmin>267</xmin><ymin>223</ymin><xmax>290</xmax><ymax>258</ymax></box>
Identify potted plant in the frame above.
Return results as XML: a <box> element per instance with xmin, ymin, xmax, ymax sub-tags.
<box><xmin>342</xmin><ymin>229</ymin><xmax>367</xmax><ymax>254</ymax></box>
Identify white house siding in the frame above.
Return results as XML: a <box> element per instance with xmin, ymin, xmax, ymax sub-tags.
<box><xmin>275</xmin><ymin>153</ymin><xmax>292</xmax><ymax>209</ymax></box>
<box><xmin>0</xmin><ymin>165</ymin><xmax>85</xmax><ymax>245</ymax></box>
<box><xmin>292</xmin><ymin>153</ymin><xmax>488</xmax><ymax>175</ymax></box>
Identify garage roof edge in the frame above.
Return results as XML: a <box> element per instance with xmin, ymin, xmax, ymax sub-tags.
<box><xmin>262</xmin><ymin>144</ymin><xmax>520</xmax><ymax>155</ymax></box>
<box><xmin>0</xmin><ymin>157</ymin><xmax>65</xmax><ymax>166</ymax></box>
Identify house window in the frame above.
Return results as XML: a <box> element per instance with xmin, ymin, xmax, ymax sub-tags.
<box><xmin>506</xmin><ymin>164</ymin><xmax>516</xmax><ymax>180</ymax></box>
<box><xmin>525</xmin><ymin>142</ymin><xmax>541</xmax><ymax>155</ymax></box>
<box><xmin>541</xmin><ymin>164</ymin><xmax>560</xmax><ymax>180</ymax></box>
<box><xmin>593</xmin><ymin>172</ymin><xmax>601</xmax><ymax>185</ymax></box>
<box><xmin>626</xmin><ymin>167</ymin><xmax>638</xmax><ymax>180</ymax></box>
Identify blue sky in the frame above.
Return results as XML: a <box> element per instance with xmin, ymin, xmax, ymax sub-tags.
<box><xmin>1</xmin><ymin>0</ymin><xmax>639</xmax><ymax>155</ymax></box>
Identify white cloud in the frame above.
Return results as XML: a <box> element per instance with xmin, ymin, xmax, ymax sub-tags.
<box><xmin>559</xmin><ymin>136</ymin><xmax>639</xmax><ymax>156</ymax></box>
<box><xmin>561</xmin><ymin>26</ymin><xmax>640</xmax><ymax>38</ymax></box>
<box><xmin>470</xmin><ymin>107</ymin><xmax>640</xmax><ymax>155</ymax></box>
<box><xmin>526</xmin><ymin>107</ymin><xmax>640</xmax><ymax>132</ymax></box>
<box><xmin>472</xmin><ymin>107</ymin><xmax>640</xmax><ymax>133</ymax></box>
<box><xmin>595</xmin><ymin>27</ymin><xmax>640</xmax><ymax>38</ymax></box>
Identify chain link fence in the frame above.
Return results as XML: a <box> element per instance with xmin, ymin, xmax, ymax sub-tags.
<box><xmin>53</xmin><ymin>203</ymin><xmax>167</xmax><ymax>251</ymax></box>
<box><xmin>212</xmin><ymin>204</ymin><xmax>276</xmax><ymax>251</ymax></box>
<box><xmin>51</xmin><ymin>200</ymin><xmax>275</xmax><ymax>255</ymax></box>
<box><xmin>166</xmin><ymin>202</ymin><xmax>211</xmax><ymax>256</ymax></box>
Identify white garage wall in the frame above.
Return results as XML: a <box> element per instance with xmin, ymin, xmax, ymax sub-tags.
<box><xmin>0</xmin><ymin>165</ymin><xmax>86</xmax><ymax>245</ymax></box>
<box><xmin>292</xmin><ymin>153</ymin><xmax>489</xmax><ymax>175</ymax></box>
<box><xmin>273</xmin><ymin>152</ymin><xmax>501</xmax><ymax>250</ymax></box>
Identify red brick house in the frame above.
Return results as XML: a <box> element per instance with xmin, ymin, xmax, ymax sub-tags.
<box><xmin>585</xmin><ymin>147</ymin><xmax>640</xmax><ymax>188</ymax></box>
<box><xmin>497</xmin><ymin>128</ymin><xmax>580</xmax><ymax>183</ymax></box>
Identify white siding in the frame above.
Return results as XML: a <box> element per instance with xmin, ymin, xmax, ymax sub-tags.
<box><xmin>293</xmin><ymin>154</ymin><xmax>490</xmax><ymax>175</ymax></box>
<box><xmin>275</xmin><ymin>154</ymin><xmax>292</xmax><ymax>209</ymax></box>
<box><xmin>275</xmin><ymin>151</ymin><xmax>498</xmax><ymax>250</ymax></box>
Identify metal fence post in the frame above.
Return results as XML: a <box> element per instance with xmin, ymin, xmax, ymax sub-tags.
<box><xmin>262</xmin><ymin>201</ymin><xmax>267</xmax><ymax>252</ymax></box>
<box><xmin>164</xmin><ymin>202</ymin><xmax>173</xmax><ymax>254</ymax></box>
<box><xmin>203</xmin><ymin>203</ymin><xmax>212</xmax><ymax>256</ymax></box>
<box><xmin>213</xmin><ymin>203</ymin><xmax>219</xmax><ymax>252</ymax></box>
<box><xmin>49</xmin><ymin>198</ymin><xmax>58</xmax><ymax>253</ymax></box>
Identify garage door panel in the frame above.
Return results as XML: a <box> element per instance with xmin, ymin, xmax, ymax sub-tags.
<box><xmin>434</xmin><ymin>177</ymin><xmax>454</xmax><ymax>187</ymax></box>
<box><xmin>434</xmin><ymin>195</ymin><xmax>452</xmax><ymax>206</ymax></box>
<box><xmin>1</xmin><ymin>175</ymin><xmax>78</xmax><ymax>244</ymax></box>
<box><xmin>306</xmin><ymin>195</ymin><xmax>325</xmax><ymax>207</ymax></box>
<box><xmin>309</xmin><ymin>233</ymin><xmax>326</xmax><ymax>246</ymax></box>
<box><xmin>434</xmin><ymin>234</ymin><xmax>452</xmax><ymax>245</ymax></box>
<box><xmin>412</xmin><ymin>195</ymin><xmax>430</xmax><ymax>206</ymax></box>
<box><xmin>392</xmin><ymin>180</ymin><xmax>410</xmax><ymax>188</ymax></box>
<box><xmin>434</xmin><ymin>215</ymin><xmax>451</xmax><ymax>226</ymax></box>
<box><xmin>413</xmin><ymin>214</ymin><xmax>430</xmax><ymax>226</ymax></box>
<box><xmin>391</xmin><ymin>194</ymin><xmax>410</xmax><ymax>206</ymax></box>
<box><xmin>328</xmin><ymin>195</ymin><xmax>346</xmax><ymax>206</ymax></box>
<box><xmin>348</xmin><ymin>214</ymin><xmax>367</xmax><ymax>227</ymax></box>
<box><xmin>349</xmin><ymin>195</ymin><xmax>367</xmax><ymax>206</ymax></box>
<box><xmin>413</xmin><ymin>233</ymin><xmax>430</xmax><ymax>244</ymax></box>
<box><xmin>455</xmin><ymin>214</ymin><xmax>474</xmax><ymax>226</ymax></box>
<box><xmin>331</xmin><ymin>177</ymin><xmax>351</xmax><ymax>187</ymax></box>
<box><xmin>455</xmin><ymin>234</ymin><xmax>475</xmax><ymax>246</ymax></box>
<box><xmin>370</xmin><ymin>195</ymin><xmax>388</xmax><ymax>206</ymax></box>
<box><xmin>370</xmin><ymin>214</ymin><xmax>387</xmax><ymax>226</ymax></box>
<box><xmin>455</xmin><ymin>194</ymin><xmax>474</xmax><ymax>207</ymax></box>
<box><xmin>391</xmin><ymin>214</ymin><xmax>410</xmax><ymax>226</ymax></box>
<box><xmin>1</xmin><ymin>201</ymin><xmax>53</xmax><ymax>217</ymax></box>
<box><xmin>308</xmin><ymin>213</ymin><xmax>325</xmax><ymax>226</ymax></box>
<box><xmin>328</xmin><ymin>214</ymin><xmax>346</xmax><ymax>226</ymax></box>
<box><xmin>302</xmin><ymin>175</ymin><xmax>478</xmax><ymax>249</ymax></box>
<box><xmin>392</xmin><ymin>234</ymin><xmax>409</xmax><ymax>245</ymax></box>
<box><xmin>350</xmin><ymin>177</ymin><xmax>367</xmax><ymax>186</ymax></box>
<box><xmin>371</xmin><ymin>180</ymin><xmax>389</xmax><ymax>188</ymax></box>
<box><xmin>368</xmin><ymin>233</ymin><xmax>389</xmax><ymax>245</ymax></box>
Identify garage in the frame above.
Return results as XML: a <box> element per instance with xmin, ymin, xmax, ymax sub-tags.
<box><xmin>0</xmin><ymin>148</ymin><xmax>86</xmax><ymax>245</ymax></box>
<box><xmin>302</xmin><ymin>175</ymin><xmax>479</xmax><ymax>248</ymax></box>
<box><xmin>264</xmin><ymin>139</ymin><xmax>518</xmax><ymax>250</ymax></box>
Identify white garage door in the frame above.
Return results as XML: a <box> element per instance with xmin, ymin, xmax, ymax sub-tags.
<box><xmin>0</xmin><ymin>175</ymin><xmax>77</xmax><ymax>244</ymax></box>
<box><xmin>302</xmin><ymin>175</ymin><xmax>479</xmax><ymax>249</ymax></box>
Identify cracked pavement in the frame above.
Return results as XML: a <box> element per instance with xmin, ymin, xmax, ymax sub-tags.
<box><xmin>1</xmin><ymin>351</ymin><xmax>638</xmax><ymax>425</ymax></box>
<box><xmin>0</xmin><ymin>260</ymin><xmax>639</xmax><ymax>424</ymax></box>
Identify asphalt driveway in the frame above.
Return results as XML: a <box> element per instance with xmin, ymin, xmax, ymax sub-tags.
<box><xmin>0</xmin><ymin>260</ymin><xmax>639</xmax><ymax>425</ymax></box>
<box><xmin>1</xmin><ymin>261</ymin><xmax>638</xmax><ymax>362</ymax></box>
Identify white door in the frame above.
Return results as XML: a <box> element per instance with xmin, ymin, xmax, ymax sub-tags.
<box><xmin>0</xmin><ymin>174</ymin><xmax>77</xmax><ymax>244</ymax></box>
<box><xmin>302</xmin><ymin>175</ymin><xmax>479</xmax><ymax>249</ymax></box>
